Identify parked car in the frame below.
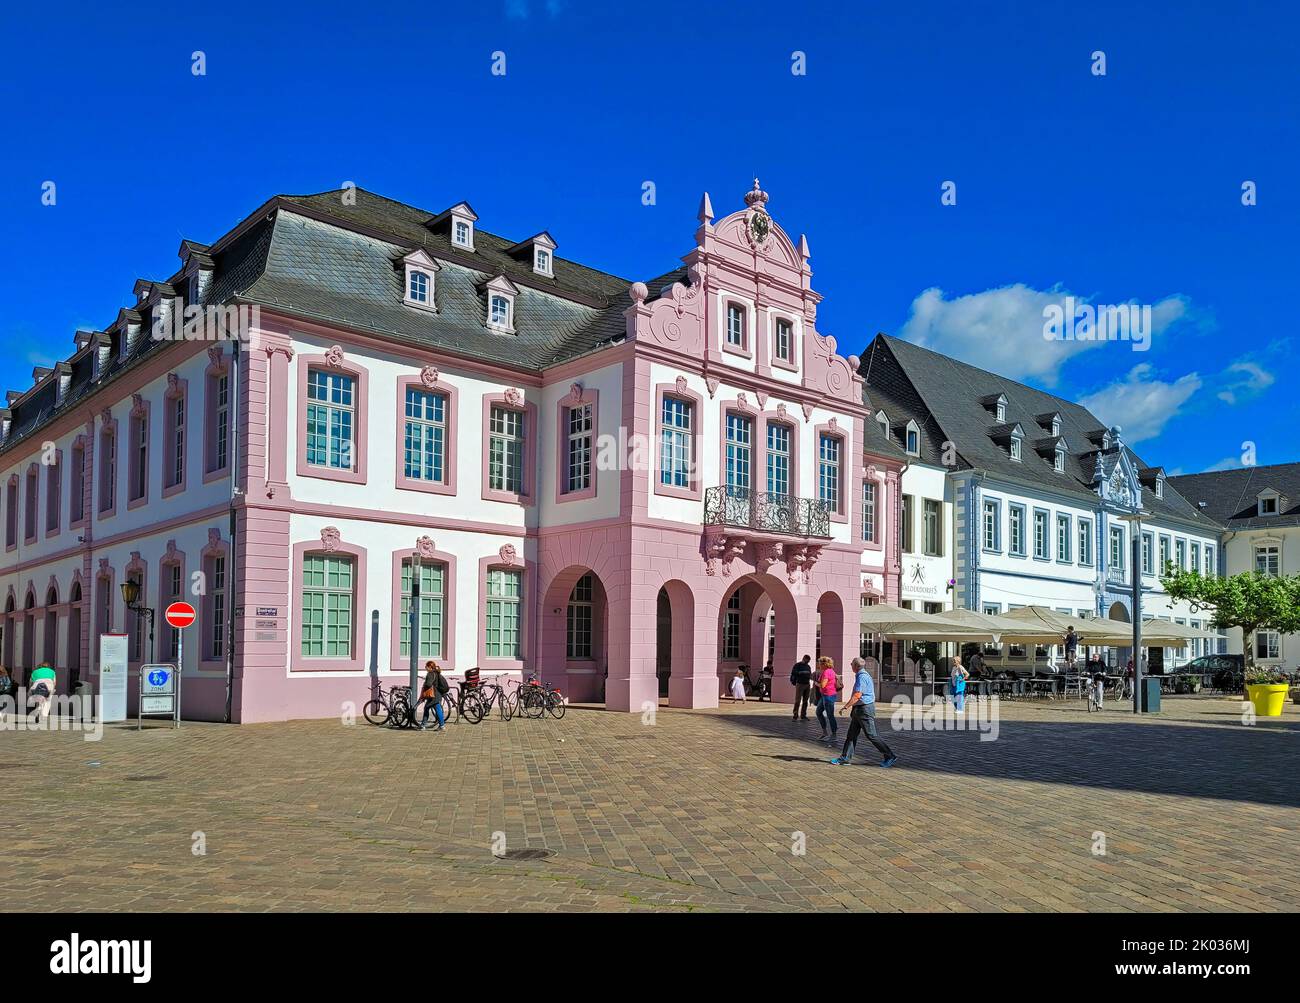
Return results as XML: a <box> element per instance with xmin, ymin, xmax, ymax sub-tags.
<box><xmin>1177</xmin><ymin>654</ymin><xmax>1245</xmax><ymax>693</ymax></box>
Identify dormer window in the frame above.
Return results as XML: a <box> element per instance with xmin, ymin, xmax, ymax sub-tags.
<box><xmin>427</xmin><ymin>201</ymin><xmax>478</xmax><ymax>252</ymax></box>
<box><xmin>904</xmin><ymin>420</ymin><xmax>920</xmax><ymax>456</ymax></box>
<box><xmin>534</xmin><ymin>247</ymin><xmax>552</xmax><ymax>276</ymax></box>
<box><xmin>981</xmin><ymin>393</ymin><xmax>1009</xmax><ymax>422</ymax></box>
<box><xmin>454</xmin><ymin>220</ymin><xmax>472</xmax><ymax>248</ymax></box>
<box><xmin>997</xmin><ymin>400</ymin><xmax>1007</xmax><ymax>422</ymax></box>
<box><xmin>875</xmin><ymin>410</ymin><xmax>889</xmax><ymax>439</ymax></box>
<box><xmin>1155</xmin><ymin>475</ymin><xmax>1165</xmax><ymax>499</ymax></box>
<box><xmin>1051</xmin><ymin>417</ymin><xmax>1061</xmax><ymax>436</ymax></box>
<box><xmin>1010</xmin><ymin>437</ymin><xmax>1022</xmax><ymax>461</ymax></box>
<box><xmin>507</xmin><ymin>231</ymin><xmax>557</xmax><ymax>277</ymax></box>
<box><xmin>482</xmin><ymin>274</ymin><xmax>519</xmax><ymax>334</ymax></box>
<box><xmin>400</xmin><ymin>250</ymin><xmax>439</xmax><ymax>313</ymax></box>
<box><xmin>1053</xmin><ymin>446</ymin><xmax>1065</xmax><ymax>473</ymax></box>
<box><xmin>1259</xmin><ymin>493</ymin><xmax>1279</xmax><ymax>516</ymax></box>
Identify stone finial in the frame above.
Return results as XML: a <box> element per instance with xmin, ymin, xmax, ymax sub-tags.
<box><xmin>697</xmin><ymin>192</ymin><xmax>714</xmax><ymax>225</ymax></box>
<box><xmin>744</xmin><ymin>177</ymin><xmax>768</xmax><ymax>210</ymax></box>
<box><xmin>798</xmin><ymin>234</ymin><xmax>811</xmax><ymax>260</ymax></box>
<box><xmin>629</xmin><ymin>281</ymin><xmax>648</xmax><ymax>305</ymax></box>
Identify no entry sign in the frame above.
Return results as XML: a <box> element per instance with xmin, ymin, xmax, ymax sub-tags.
<box><xmin>165</xmin><ymin>601</ymin><xmax>197</xmax><ymax>629</ymax></box>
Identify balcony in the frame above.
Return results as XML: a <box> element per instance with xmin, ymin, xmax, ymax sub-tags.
<box><xmin>704</xmin><ymin>486</ymin><xmax>832</xmax><ymax>539</ymax></box>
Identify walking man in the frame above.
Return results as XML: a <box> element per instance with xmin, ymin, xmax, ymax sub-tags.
<box><xmin>790</xmin><ymin>654</ymin><xmax>813</xmax><ymax>721</ymax></box>
<box><xmin>831</xmin><ymin>657</ymin><xmax>897</xmax><ymax>768</ymax></box>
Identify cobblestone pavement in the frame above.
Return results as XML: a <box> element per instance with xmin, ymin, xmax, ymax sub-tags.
<box><xmin>4</xmin><ymin>694</ymin><xmax>1298</xmax><ymax>912</ymax></box>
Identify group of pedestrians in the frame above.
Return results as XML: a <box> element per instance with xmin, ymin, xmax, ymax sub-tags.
<box><xmin>788</xmin><ymin>653</ymin><xmax>897</xmax><ymax>768</ymax></box>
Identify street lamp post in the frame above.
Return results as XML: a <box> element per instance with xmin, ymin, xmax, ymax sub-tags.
<box><xmin>120</xmin><ymin>578</ymin><xmax>156</xmax><ymax>663</ymax></box>
<box><xmin>1118</xmin><ymin>511</ymin><xmax>1149</xmax><ymax>714</ymax></box>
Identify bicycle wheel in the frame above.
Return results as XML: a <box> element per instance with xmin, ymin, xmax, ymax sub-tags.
<box><xmin>499</xmin><ymin>690</ymin><xmax>514</xmax><ymax>721</ymax></box>
<box><xmin>547</xmin><ymin>693</ymin><xmax>566</xmax><ymax>719</ymax></box>
<box><xmin>523</xmin><ymin>690</ymin><xmax>545</xmax><ymax>719</ymax></box>
<box><xmin>389</xmin><ymin>696</ymin><xmax>413</xmax><ymax>728</ymax></box>
<box><xmin>461</xmin><ymin>692</ymin><xmax>485</xmax><ymax>724</ymax></box>
<box><xmin>363</xmin><ymin>698</ymin><xmax>389</xmax><ymax>726</ymax></box>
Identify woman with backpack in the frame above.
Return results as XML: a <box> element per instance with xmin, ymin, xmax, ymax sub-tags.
<box><xmin>418</xmin><ymin>660</ymin><xmax>449</xmax><ymax>731</ymax></box>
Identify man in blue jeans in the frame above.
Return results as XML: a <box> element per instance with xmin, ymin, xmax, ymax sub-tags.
<box><xmin>830</xmin><ymin>658</ymin><xmax>897</xmax><ymax>767</ymax></box>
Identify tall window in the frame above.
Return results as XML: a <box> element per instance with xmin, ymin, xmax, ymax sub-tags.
<box><xmin>167</xmin><ymin>394</ymin><xmax>185</xmax><ymax>489</ymax></box>
<box><xmin>726</xmin><ymin>303</ymin><xmax>745</xmax><ymax>348</ymax></box>
<box><xmin>725</xmin><ymin>413</ymin><xmax>752</xmax><ymax>494</ymax></box>
<box><xmin>1256</xmin><ymin>630</ymin><xmax>1280</xmax><ymax>660</ymax></box>
<box><xmin>1159</xmin><ymin>535</ymin><xmax>1171</xmax><ymax>572</ymax></box>
<box><xmin>485</xmin><ymin>568</ymin><xmax>522</xmax><ymax>658</ymax></box>
<box><xmin>565</xmin><ymin>402</ymin><xmax>593</xmax><ymax>494</ymax></box>
<box><xmin>1190</xmin><ymin>541</ymin><xmax>1201</xmax><ymax>575</ymax></box>
<box><xmin>24</xmin><ymin>468</ymin><xmax>37</xmax><ymax>542</ymax></box>
<box><xmin>1110</xmin><ymin>526</ymin><xmax>1125</xmax><ymax>569</ymax></box>
<box><xmin>1033</xmin><ymin>510</ymin><xmax>1049</xmax><ymax>559</ymax></box>
<box><xmin>45</xmin><ymin>457</ymin><xmax>61</xmax><ymax>534</ymax></box>
<box><xmin>659</xmin><ymin>397</ymin><xmax>692</xmax><ymax>489</ymax></box>
<box><xmin>774</xmin><ymin>318</ymin><xmax>793</xmax><ymax>361</ymax></box>
<box><xmin>1141</xmin><ymin>532</ymin><xmax>1154</xmax><ymax>575</ymax></box>
<box><xmin>905</xmin><ymin>426</ymin><xmax>919</xmax><ymax>455</ymax></box>
<box><xmin>403</xmin><ymin>388</ymin><xmax>447</xmax><ymax>483</ymax></box>
<box><xmin>126</xmin><ymin>575</ymin><xmax>146</xmax><ymax>661</ymax></box>
<box><xmin>901</xmin><ymin>494</ymin><xmax>915</xmax><ymax>553</ymax></box>
<box><xmin>1205</xmin><ymin>545</ymin><xmax>1215</xmax><ymax>577</ymax></box>
<box><xmin>488</xmin><ymin>405</ymin><xmax>525</xmax><ymax>493</ymax></box>
<box><xmin>301</xmin><ymin>554</ymin><xmax>354</xmax><ymax>658</ymax></box>
<box><xmin>1175</xmin><ymin>538</ymin><xmax>1186</xmax><ymax>570</ymax></box>
<box><xmin>1078</xmin><ymin>518</ymin><xmax>1093</xmax><ymax>566</ymax></box>
<box><xmin>566</xmin><ymin>574</ymin><xmax>593</xmax><ymax>659</ymax></box>
<box><xmin>209</xmin><ymin>372</ymin><xmax>229</xmax><ymax>474</ymax></box>
<box><xmin>99</xmin><ymin>425</ymin><xmax>115</xmax><ymax>512</ymax></box>
<box><xmin>1057</xmin><ymin>513</ymin><xmax>1071</xmax><ymax>563</ymax></box>
<box><xmin>164</xmin><ymin>564</ymin><xmax>183</xmax><ymax>661</ymax></box>
<box><xmin>982</xmin><ymin>499</ymin><xmax>1000</xmax><ymax>551</ymax></box>
<box><xmin>1255</xmin><ymin>544</ymin><xmax>1280</xmax><ymax>577</ymax></box>
<box><xmin>306</xmin><ymin>370</ymin><xmax>356</xmax><ymax>470</ymax></box>
<box><xmin>70</xmin><ymin>444</ymin><xmax>85</xmax><ymax>524</ymax></box>
<box><xmin>207</xmin><ymin>554</ymin><xmax>226</xmax><ymax>660</ymax></box>
<box><xmin>400</xmin><ymin>559</ymin><xmax>445</xmax><ymax>659</ymax></box>
<box><xmin>818</xmin><ymin>434</ymin><xmax>841</xmax><ymax>512</ymax></box>
<box><xmin>1008</xmin><ymin>504</ymin><xmax>1025</xmax><ymax>556</ymax></box>
<box><xmin>923</xmin><ymin>499</ymin><xmax>943</xmax><ymax>557</ymax></box>
<box><xmin>766</xmin><ymin>423</ymin><xmax>791</xmax><ymax>497</ymax></box>
<box><xmin>722</xmin><ymin>591</ymin><xmax>741</xmax><ymax>660</ymax></box>
<box><xmin>862</xmin><ymin>482</ymin><xmax>876</xmax><ymax>543</ymax></box>
<box><xmin>129</xmin><ymin>413</ymin><xmax>148</xmax><ymax>502</ymax></box>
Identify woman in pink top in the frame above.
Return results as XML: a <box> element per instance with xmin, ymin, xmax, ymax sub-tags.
<box><xmin>815</xmin><ymin>656</ymin><xmax>839</xmax><ymax>744</ymax></box>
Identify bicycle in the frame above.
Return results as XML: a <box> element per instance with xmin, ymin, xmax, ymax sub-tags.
<box><xmin>363</xmin><ymin>683</ymin><xmax>407</xmax><ymax>726</ymax></box>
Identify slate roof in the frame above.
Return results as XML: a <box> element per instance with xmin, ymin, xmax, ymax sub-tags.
<box><xmin>1</xmin><ymin>187</ymin><xmax>661</xmax><ymax>460</ymax></box>
<box><xmin>1169</xmin><ymin>463</ymin><xmax>1300</xmax><ymax>530</ymax></box>
<box><xmin>859</xmin><ymin>333</ymin><xmax>1222</xmax><ymax>532</ymax></box>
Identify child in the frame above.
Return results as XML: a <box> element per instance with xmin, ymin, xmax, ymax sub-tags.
<box><xmin>729</xmin><ymin>668</ymin><xmax>747</xmax><ymax>703</ymax></box>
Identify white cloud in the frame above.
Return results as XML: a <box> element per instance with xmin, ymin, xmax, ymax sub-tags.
<box><xmin>898</xmin><ymin>284</ymin><xmax>1190</xmax><ymax>386</ymax></box>
<box><xmin>1202</xmin><ymin>456</ymin><xmax>1243</xmax><ymax>472</ymax></box>
<box><xmin>1216</xmin><ymin>360</ymin><xmax>1275</xmax><ymax>405</ymax></box>
<box><xmin>1079</xmin><ymin>363</ymin><xmax>1203</xmax><ymax>444</ymax></box>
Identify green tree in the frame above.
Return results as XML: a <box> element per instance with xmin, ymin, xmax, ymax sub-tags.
<box><xmin>1161</xmin><ymin>568</ymin><xmax>1300</xmax><ymax>668</ymax></box>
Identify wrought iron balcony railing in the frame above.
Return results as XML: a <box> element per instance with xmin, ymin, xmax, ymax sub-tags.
<box><xmin>704</xmin><ymin>485</ymin><xmax>832</xmax><ymax>539</ymax></box>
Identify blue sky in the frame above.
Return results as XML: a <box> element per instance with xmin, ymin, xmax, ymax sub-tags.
<box><xmin>2</xmin><ymin>1</ymin><xmax>1295</xmax><ymax>475</ymax></box>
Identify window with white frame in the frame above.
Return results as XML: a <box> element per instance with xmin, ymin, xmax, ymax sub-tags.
<box><xmin>1255</xmin><ymin>544</ymin><xmax>1280</xmax><ymax>577</ymax></box>
<box><xmin>1078</xmin><ymin>517</ymin><xmax>1093</xmax><ymax>565</ymax></box>
<box><xmin>659</xmin><ymin>396</ymin><xmax>692</xmax><ymax>489</ymax></box>
<box><xmin>208</xmin><ymin>371</ymin><xmax>229</xmax><ymax>474</ymax></box>
<box><xmin>722</xmin><ymin>591</ymin><xmax>742</xmax><ymax>660</ymax></box>
<box><xmin>766</xmin><ymin>422</ymin><xmax>791</xmax><ymax>497</ymax></box>
<box><xmin>565</xmin><ymin>401</ymin><xmax>593</xmax><ymax>494</ymax></box>
<box><xmin>45</xmin><ymin>456</ymin><xmax>60</xmax><ymax>534</ymax></box>
<box><xmin>1205</xmin><ymin>544</ymin><xmax>1215</xmax><ymax>577</ymax></box>
<box><xmin>99</xmin><ymin>424</ymin><xmax>115</xmax><ymax>511</ymax></box>
<box><xmin>725</xmin><ymin>413</ymin><xmax>751</xmax><ymax>495</ymax></box>
<box><xmin>206</xmin><ymin>553</ymin><xmax>226</xmax><ymax>659</ymax></box>
<box><xmin>875</xmin><ymin>411</ymin><xmax>888</xmax><ymax>440</ymax></box>
<box><xmin>904</xmin><ymin>421</ymin><xmax>919</xmax><ymax>456</ymax></box>
<box><xmin>923</xmin><ymin>499</ymin><xmax>943</xmax><ymax>557</ymax></box>
<box><xmin>489</xmin><ymin>294</ymin><xmax>512</xmax><ymax>330</ymax></box>
<box><xmin>1256</xmin><ymin>630</ymin><xmax>1280</xmax><ymax>661</ymax></box>
<box><xmin>301</xmin><ymin>554</ymin><xmax>354</xmax><ymax>658</ymax></box>
<box><xmin>1259</xmin><ymin>494</ymin><xmax>1278</xmax><ymax>515</ymax></box>
<box><xmin>1033</xmin><ymin>510</ymin><xmax>1049</xmax><ymax>559</ymax></box>
<box><xmin>995</xmin><ymin>399</ymin><xmax>1006</xmax><ymax>422</ymax></box>
<box><xmin>1009</xmin><ymin>504</ymin><xmax>1026</xmax><ymax>556</ymax></box>
<box><xmin>1175</xmin><ymin>538</ymin><xmax>1186</xmax><ymax>569</ymax></box>
<box><xmin>488</xmin><ymin>405</ymin><xmax>525</xmax><ymax>494</ymax></box>
<box><xmin>818</xmin><ymin>434</ymin><xmax>841</xmax><ymax>512</ymax></box>
<box><xmin>129</xmin><ymin>412</ymin><xmax>148</xmax><ymax>502</ymax></box>
<box><xmin>1051</xmin><ymin>416</ymin><xmax>1061</xmax><ymax>436</ymax></box>
<box><xmin>982</xmin><ymin>498</ymin><xmax>1000</xmax><ymax>551</ymax></box>
<box><xmin>534</xmin><ymin>247</ymin><xmax>552</xmax><ymax>276</ymax></box>
<box><xmin>485</xmin><ymin>568</ymin><xmax>522</xmax><ymax>658</ymax></box>
<box><xmin>1142</xmin><ymin>532</ymin><xmax>1154</xmax><ymax>575</ymax></box>
<box><xmin>407</xmin><ymin>269</ymin><xmax>431</xmax><ymax>305</ymax></box>
<box><xmin>1053</xmin><ymin>447</ymin><xmax>1065</xmax><ymax>473</ymax></box>
<box><xmin>454</xmin><ymin>219</ymin><xmax>472</xmax><ymax>248</ymax></box>
<box><xmin>725</xmin><ymin>302</ymin><xmax>746</xmax><ymax>349</ymax></box>
<box><xmin>166</xmin><ymin>394</ymin><xmax>185</xmax><ymax>490</ymax></box>
<box><xmin>404</xmin><ymin>388</ymin><xmax>447</xmax><ymax>483</ymax></box>
<box><xmin>1159</xmin><ymin>535</ymin><xmax>1171</xmax><ymax>572</ymax></box>
<box><xmin>1009</xmin><ymin>436</ymin><xmax>1022</xmax><ymax>461</ymax></box>
<box><xmin>165</xmin><ymin>563</ymin><xmax>183</xmax><ymax>661</ymax></box>
<box><xmin>566</xmin><ymin>574</ymin><xmax>593</xmax><ymax>659</ymax></box>
<box><xmin>901</xmin><ymin>494</ymin><xmax>915</xmax><ymax>553</ymax></box>
<box><xmin>774</xmin><ymin>317</ymin><xmax>793</xmax><ymax>362</ymax></box>
<box><xmin>400</xmin><ymin>559</ymin><xmax>445</xmax><ymax>660</ymax></box>
<box><xmin>1190</xmin><ymin>541</ymin><xmax>1201</xmax><ymax>575</ymax></box>
<box><xmin>1110</xmin><ymin>526</ymin><xmax>1125</xmax><ymax>569</ymax></box>
<box><xmin>1057</xmin><ymin>513</ymin><xmax>1072</xmax><ymax>563</ymax></box>
<box><xmin>306</xmin><ymin>370</ymin><xmax>356</xmax><ymax>471</ymax></box>
<box><xmin>862</xmin><ymin>481</ymin><xmax>877</xmax><ymax>543</ymax></box>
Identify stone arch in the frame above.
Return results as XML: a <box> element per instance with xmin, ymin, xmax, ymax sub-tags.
<box><xmin>539</xmin><ymin>563</ymin><xmax>612</xmax><ymax>704</ymax></box>
<box><xmin>657</xmin><ymin>579</ymin><xmax>696</xmax><ymax>705</ymax></box>
<box><xmin>816</xmin><ymin>590</ymin><xmax>848</xmax><ymax>674</ymax></box>
<box><xmin>716</xmin><ymin>570</ymin><xmax>801</xmax><ymax>701</ymax></box>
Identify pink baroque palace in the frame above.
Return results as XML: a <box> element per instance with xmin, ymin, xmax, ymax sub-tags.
<box><xmin>0</xmin><ymin>180</ymin><xmax>904</xmax><ymax>721</ymax></box>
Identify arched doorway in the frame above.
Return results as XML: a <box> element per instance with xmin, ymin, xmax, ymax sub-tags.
<box><xmin>656</xmin><ymin>580</ymin><xmax>695</xmax><ymax>704</ymax></box>
<box><xmin>1108</xmin><ymin>600</ymin><xmax>1131</xmax><ymax>669</ymax></box>
<box><xmin>539</xmin><ymin>565</ymin><xmax>610</xmax><ymax>704</ymax></box>
<box><xmin>716</xmin><ymin>572</ymin><xmax>800</xmax><ymax>702</ymax></box>
<box><xmin>43</xmin><ymin>585</ymin><xmax>59</xmax><ymax>679</ymax></box>
<box><xmin>816</xmin><ymin>591</ymin><xmax>847</xmax><ymax>675</ymax></box>
<box><xmin>67</xmin><ymin>581</ymin><xmax>82</xmax><ymax>688</ymax></box>
<box><xmin>2</xmin><ymin>594</ymin><xmax>13</xmax><ymax>671</ymax></box>
<box><xmin>22</xmin><ymin>588</ymin><xmax>37</xmax><ymax>680</ymax></box>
